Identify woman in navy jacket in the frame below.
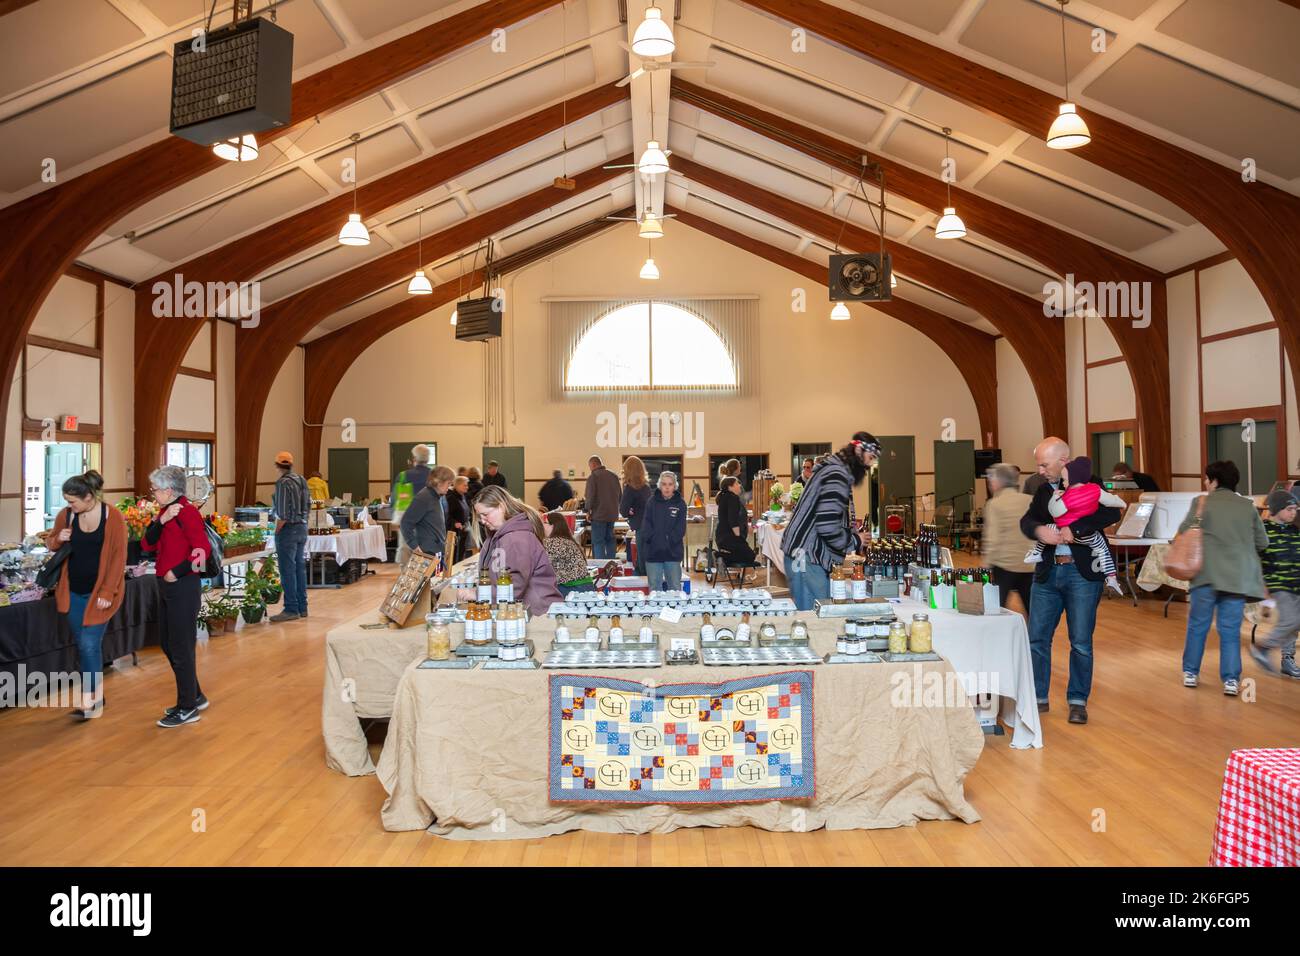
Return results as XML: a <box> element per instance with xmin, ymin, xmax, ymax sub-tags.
<box><xmin>639</xmin><ymin>470</ymin><xmax>687</xmax><ymax>591</ymax></box>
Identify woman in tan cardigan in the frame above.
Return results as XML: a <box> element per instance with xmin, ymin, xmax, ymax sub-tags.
<box><xmin>46</xmin><ymin>470</ymin><xmax>127</xmax><ymax>719</ymax></box>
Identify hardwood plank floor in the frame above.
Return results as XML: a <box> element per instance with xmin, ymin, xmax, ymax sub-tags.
<box><xmin>1</xmin><ymin>563</ymin><xmax>1296</xmax><ymax>866</ymax></box>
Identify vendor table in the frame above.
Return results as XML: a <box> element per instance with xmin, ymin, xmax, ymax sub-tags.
<box><xmin>305</xmin><ymin>526</ymin><xmax>387</xmax><ymax>587</ymax></box>
<box><xmin>754</xmin><ymin>520</ymin><xmax>787</xmax><ymax>586</ymax></box>
<box><xmin>376</xmin><ymin>625</ymin><xmax>984</xmax><ymax>837</ymax></box>
<box><xmin>0</xmin><ymin>574</ymin><xmax>162</xmax><ymax>697</ymax></box>
<box><xmin>1210</xmin><ymin>749</ymin><xmax>1300</xmax><ymax>867</ymax></box>
<box><xmin>1106</xmin><ymin>536</ymin><xmax>1174</xmax><ymax>608</ymax></box>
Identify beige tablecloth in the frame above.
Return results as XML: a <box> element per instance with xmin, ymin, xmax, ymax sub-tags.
<box><xmin>376</xmin><ymin>624</ymin><xmax>984</xmax><ymax>839</ymax></box>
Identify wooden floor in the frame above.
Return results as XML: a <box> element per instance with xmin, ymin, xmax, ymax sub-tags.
<box><xmin>2</xmin><ymin>563</ymin><xmax>1296</xmax><ymax>867</ymax></box>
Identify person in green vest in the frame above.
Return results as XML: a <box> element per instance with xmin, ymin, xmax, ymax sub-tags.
<box><xmin>391</xmin><ymin>444</ymin><xmax>431</xmax><ymax>565</ymax></box>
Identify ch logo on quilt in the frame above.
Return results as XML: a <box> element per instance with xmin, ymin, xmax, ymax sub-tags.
<box><xmin>549</xmin><ymin>672</ymin><xmax>815</xmax><ymax>804</ymax></box>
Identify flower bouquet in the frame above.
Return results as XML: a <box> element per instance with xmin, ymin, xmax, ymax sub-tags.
<box><xmin>769</xmin><ymin>482</ymin><xmax>785</xmax><ymax>511</ymax></box>
<box><xmin>116</xmin><ymin>496</ymin><xmax>160</xmax><ymax>541</ymax></box>
<box><xmin>788</xmin><ymin>482</ymin><xmax>804</xmax><ymax>506</ymax></box>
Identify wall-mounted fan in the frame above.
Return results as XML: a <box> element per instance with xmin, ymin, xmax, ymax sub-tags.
<box><xmin>829</xmin><ymin>253</ymin><xmax>892</xmax><ymax>302</ymax></box>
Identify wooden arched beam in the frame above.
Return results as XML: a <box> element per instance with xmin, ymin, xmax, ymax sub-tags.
<box><xmin>133</xmin><ymin>82</ymin><xmax>624</xmax><ymax>494</ymax></box>
<box><xmin>0</xmin><ymin>0</ymin><xmax>561</xmax><ymax>490</ymax></box>
<box><xmin>667</xmin><ymin>206</ymin><xmax>999</xmax><ymax>444</ymax></box>
<box><xmin>671</xmin><ymin>156</ymin><xmax>1066</xmax><ymax>438</ymax></box>
<box><xmin>301</xmin><ymin>211</ymin><xmax>631</xmax><ymax>473</ymax></box>
<box><xmin>672</xmin><ymin>80</ymin><xmax>1169</xmax><ymax>485</ymax></box>
<box><xmin>743</xmin><ymin>0</ymin><xmax>1300</xmax><ymax>472</ymax></box>
<box><xmin>232</xmin><ymin>158</ymin><xmax>630</xmax><ymax>503</ymax></box>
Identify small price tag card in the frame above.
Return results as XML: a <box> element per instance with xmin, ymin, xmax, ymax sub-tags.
<box><xmin>659</xmin><ymin>606</ymin><xmax>683</xmax><ymax>623</ymax></box>
<box><xmin>670</xmin><ymin>637</ymin><xmax>694</xmax><ymax>653</ymax></box>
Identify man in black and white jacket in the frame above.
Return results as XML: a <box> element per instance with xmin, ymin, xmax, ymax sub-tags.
<box><xmin>1019</xmin><ymin>437</ymin><xmax>1122</xmax><ymax>726</ymax></box>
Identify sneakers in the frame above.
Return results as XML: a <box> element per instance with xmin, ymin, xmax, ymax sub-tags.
<box><xmin>165</xmin><ymin>694</ymin><xmax>209</xmax><ymax>716</ymax></box>
<box><xmin>1249</xmin><ymin>645</ymin><xmax>1279</xmax><ymax>675</ymax></box>
<box><xmin>1105</xmin><ymin>576</ymin><xmax>1124</xmax><ymax>596</ymax></box>
<box><xmin>1223</xmin><ymin>679</ymin><xmax>1240</xmax><ymax>697</ymax></box>
<box><xmin>1183</xmin><ymin>672</ymin><xmax>1199</xmax><ymax>688</ymax></box>
<box><xmin>157</xmin><ymin>707</ymin><xmax>200</xmax><ymax>728</ymax></box>
<box><xmin>269</xmin><ymin>610</ymin><xmax>300</xmax><ymax>623</ymax></box>
<box><xmin>1282</xmin><ymin>656</ymin><xmax>1300</xmax><ymax>679</ymax></box>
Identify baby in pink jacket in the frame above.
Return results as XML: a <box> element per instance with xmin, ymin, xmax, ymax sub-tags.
<box><xmin>1025</xmin><ymin>457</ymin><xmax>1124</xmax><ymax>593</ymax></box>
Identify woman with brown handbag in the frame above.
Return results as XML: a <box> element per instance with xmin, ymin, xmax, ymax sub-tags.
<box><xmin>1177</xmin><ymin>460</ymin><xmax>1268</xmax><ymax>696</ymax></box>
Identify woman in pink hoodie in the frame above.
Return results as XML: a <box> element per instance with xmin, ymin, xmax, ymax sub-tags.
<box><xmin>473</xmin><ymin>485</ymin><xmax>562</xmax><ymax>615</ymax></box>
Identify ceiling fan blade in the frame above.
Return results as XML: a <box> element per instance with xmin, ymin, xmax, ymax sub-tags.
<box><xmin>617</xmin><ymin>39</ymin><xmax>631</xmax><ymax>53</ymax></box>
<box><xmin>616</xmin><ymin>66</ymin><xmax>646</xmax><ymax>88</ymax></box>
<box><xmin>663</xmin><ymin>61</ymin><xmax>716</xmax><ymax>70</ymax></box>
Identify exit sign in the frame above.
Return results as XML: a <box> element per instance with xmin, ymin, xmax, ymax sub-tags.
<box><xmin>61</xmin><ymin>415</ymin><xmax>78</xmax><ymax>432</ymax></box>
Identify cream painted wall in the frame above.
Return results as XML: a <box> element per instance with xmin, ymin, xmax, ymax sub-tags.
<box><xmin>255</xmin><ymin>347</ymin><xmax>305</xmax><ymax>501</ymax></box>
<box><xmin>216</xmin><ymin>322</ymin><xmax>236</xmax><ymax>516</ymax></box>
<box><xmin>1201</xmin><ymin>330</ymin><xmax>1281</xmax><ymax>412</ymax></box>
<box><xmin>1198</xmin><ymin>259</ymin><xmax>1273</xmax><ymax>336</ymax></box>
<box><xmin>996</xmin><ymin>338</ymin><xmax>1041</xmax><ymax>473</ymax></box>
<box><xmin>1087</xmin><ymin>361</ymin><xmax>1138</xmax><ymax>423</ymax></box>
<box><xmin>321</xmin><ymin>222</ymin><xmax>1017</xmax><ymax>519</ymax></box>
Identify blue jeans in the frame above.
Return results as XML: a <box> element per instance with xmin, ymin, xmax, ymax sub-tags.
<box><xmin>591</xmin><ymin>520</ymin><xmax>615</xmax><ymax>560</ymax></box>
<box><xmin>784</xmin><ymin>555</ymin><xmax>830</xmax><ymax>611</ymax></box>
<box><xmin>1027</xmin><ymin>561</ymin><xmax>1103</xmax><ymax>705</ymax></box>
<box><xmin>646</xmin><ymin>561</ymin><xmax>682</xmax><ymax>591</ymax></box>
<box><xmin>67</xmin><ymin>591</ymin><xmax>108</xmax><ymax>696</ymax></box>
<box><xmin>1183</xmin><ymin>585</ymin><xmax>1244</xmax><ymax>682</ymax></box>
<box><xmin>275</xmin><ymin>523</ymin><xmax>308</xmax><ymax>614</ymax></box>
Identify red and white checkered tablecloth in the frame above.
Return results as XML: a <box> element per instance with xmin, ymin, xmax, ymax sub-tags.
<box><xmin>1210</xmin><ymin>748</ymin><xmax>1300</xmax><ymax>867</ymax></box>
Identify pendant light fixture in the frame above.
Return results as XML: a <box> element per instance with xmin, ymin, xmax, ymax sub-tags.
<box><xmin>338</xmin><ymin>134</ymin><xmax>371</xmax><ymax>246</ymax></box>
<box><xmin>637</xmin><ymin>73</ymin><xmax>670</xmax><ymax>176</ymax></box>
<box><xmin>1047</xmin><ymin>0</ymin><xmax>1091</xmax><ymax>150</ymax></box>
<box><xmin>639</xmin><ymin>212</ymin><xmax>665</xmax><ymax>239</ymax></box>
<box><xmin>631</xmin><ymin>2</ymin><xmax>675</xmax><ymax>58</ymax></box>
<box><xmin>934</xmin><ymin>127</ymin><xmax>967</xmax><ymax>240</ymax></box>
<box><xmin>830</xmin><ymin>302</ymin><xmax>851</xmax><ymax>321</ymax></box>
<box><xmin>407</xmin><ymin>206</ymin><xmax>432</xmax><ymax>295</ymax></box>
<box><xmin>212</xmin><ymin>133</ymin><xmax>258</xmax><ymax>162</ymax></box>
<box><xmin>639</xmin><ymin>239</ymin><xmax>660</xmax><ymax>280</ymax></box>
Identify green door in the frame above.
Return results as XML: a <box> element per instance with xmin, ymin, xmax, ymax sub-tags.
<box><xmin>875</xmin><ymin>436</ymin><xmax>915</xmax><ymax>531</ymax></box>
<box><xmin>1207</xmin><ymin>420</ymin><xmax>1278</xmax><ymax>496</ymax></box>
<box><xmin>483</xmin><ymin>446</ymin><xmax>525</xmax><ymax>499</ymax></box>
<box><xmin>327</xmin><ymin>447</ymin><xmax>370</xmax><ymax>504</ymax></box>
<box><xmin>1091</xmin><ymin>431</ymin><xmax>1127</xmax><ymax>474</ymax></box>
<box><xmin>934</xmin><ymin>439</ymin><xmax>976</xmax><ymax>522</ymax></box>
<box><xmin>44</xmin><ymin>443</ymin><xmax>85</xmax><ymax>526</ymax></box>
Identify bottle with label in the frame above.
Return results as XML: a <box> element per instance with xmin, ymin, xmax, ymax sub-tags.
<box><xmin>790</xmin><ymin>618</ymin><xmax>809</xmax><ymax>643</ymax></box>
<box><xmin>609</xmin><ymin>614</ymin><xmax>624</xmax><ymax>645</ymax></box>
<box><xmin>700</xmin><ymin>612</ymin><xmax>716</xmax><ymax>642</ymax></box>
<box><xmin>477</xmin><ymin>569</ymin><xmax>493</xmax><ymax>603</ymax></box>
<box><xmin>584</xmin><ymin>615</ymin><xmax>600</xmax><ymax>643</ymax></box>
<box><xmin>829</xmin><ymin>565</ymin><xmax>849</xmax><ymax>603</ymax></box>
<box><xmin>929</xmin><ymin>528</ymin><xmax>941</xmax><ymax>568</ymax></box>
<box><xmin>845</xmin><ymin>618</ymin><xmax>858</xmax><ymax>637</ymax></box>
<box><xmin>639</xmin><ymin>615</ymin><xmax>654</xmax><ymax>643</ymax></box>
<box><xmin>554</xmin><ymin>618</ymin><xmax>571</xmax><ymax>644</ymax></box>
<box><xmin>759</xmin><ymin>621</ymin><xmax>777</xmax><ymax>643</ymax></box>
<box><xmin>736</xmin><ymin>612</ymin><xmax>752</xmax><ymax>642</ymax></box>
<box><xmin>851</xmin><ymin>561</ymin><xmax>868</xmax><ymax>601</ymax></box>
<box><xmin>496</xmin><ymin>568</ymin><xmax>514</xmax><ymax>605</ymax></box>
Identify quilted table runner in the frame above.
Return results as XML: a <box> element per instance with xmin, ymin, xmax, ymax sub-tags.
<box><xmin>548</xmin><ymin>670</ymin><xmax>814</xmax><ymax>804</ymax></box>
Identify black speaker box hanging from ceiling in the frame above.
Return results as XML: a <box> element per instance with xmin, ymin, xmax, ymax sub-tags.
<box><xmin>828</xmin><ymin>252</ymin><xmax>892</xmax><ymax>302</ymax></box>
<box><xmin>170</xmin><ymin>16</ymin><xmax>294</xmax><ymax>147</ymax></box>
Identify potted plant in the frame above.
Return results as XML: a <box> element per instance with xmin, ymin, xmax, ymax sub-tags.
<box><xmin>240</xmin><ymin>579</ymin><xmax>267</xmax><ymax>624</ymax></box>
<box><xmin>258</xmin><ymin>554</ymin><xmax>282</xmax><ymax>605</ymax></box>
<box><xmin>198</xmin><ymin>594</ymin><xmax>240</xmax><ymax>635</ymax></box>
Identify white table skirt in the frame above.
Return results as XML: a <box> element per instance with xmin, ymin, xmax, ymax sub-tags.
<box><xmin>305</xmin><ymin>525</ymin><xmax>388</xmax><ymax>565</ymax></box>
<box><xmin>894</xmin><ymin>595</ymin><xmax>1043</xmax><ymax>749</ymax></box>
<box><xmin>755</xmin><ymin>521</ymin><xmax>787</xmax><ymax>568</ymax></box>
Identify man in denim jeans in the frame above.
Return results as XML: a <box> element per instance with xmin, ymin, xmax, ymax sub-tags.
<box><xmin>1019</xmin><ymin>438</ymin><xmax>1122</xmax><ymax>725</ymax></box>
<box><xmin>269</xmin><ymin>451</ymin><xmax>310</xmax><ymax>622</ymax></box>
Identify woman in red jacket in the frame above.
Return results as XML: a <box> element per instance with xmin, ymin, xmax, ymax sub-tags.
<box><xmin>141</xmin><ymin>465</ymin><xmax>210</xmax><ymax>728</ymax></box>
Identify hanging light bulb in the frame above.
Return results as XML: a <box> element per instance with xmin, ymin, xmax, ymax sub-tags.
<box><xmin>639</xmin><ymin>239</ymin><xmax>660</xmax><ymax>279</ymax></box>
<box><xmin>637</xmin><ymin>140</ymin><xmax>670</xmax><ymax>176</ymax></box>
<box><xmin>639</xmin><ymin>212</ymin><xmax>665</xmax><ymax>239</ymax></box>
<box><xmin>1047</xmin><ymin>1</ymin><xmax>1091</xmax><ymax>150</ymax></box>
<box><xmin>337</xmin><ymin>134</ymin><xmax>371</xmax><ymax>246</ymax></box>
<box><xmin>935</xmin><ymin>128</ymin><xmax>966</xmax><ymax>239</ymax></box>
<box><xmin>212</xmin><ymin>133</ymin><xmax>258</xmax><ymax>162</ymax></box>
<box><xmin>830</xmin><ymin>302</ymin><xmax>851</xmax><ymax>321</ymax></box>
<box><xmin>407</xmin><ymin>206</ymin><xmax>432</xmax><ymax>294</ymax></box>
<box><xmin>632</xmin><ymin>3</ymin><xmax>675</xmax><ymax>58</ymax></box>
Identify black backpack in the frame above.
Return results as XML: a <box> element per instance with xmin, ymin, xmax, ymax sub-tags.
<box><xmin>201</xmin><ymin>519</ymin><xmax>224</xmax><ymax>577</ymax></box>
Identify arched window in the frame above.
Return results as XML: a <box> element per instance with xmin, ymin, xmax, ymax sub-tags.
<box><xmin>565</xmin><ymin>301</ymin><xmax>737</xmax><ymax>391</ymax></box>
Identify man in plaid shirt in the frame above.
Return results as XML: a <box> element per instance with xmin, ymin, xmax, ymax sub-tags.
<box><xmin>1250</xmin><ymin>488</ymin><xmax>1300</xmax><ymax>678</ymax></box>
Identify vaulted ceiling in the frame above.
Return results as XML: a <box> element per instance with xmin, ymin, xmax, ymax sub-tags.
<box><xmin>5</xmin><ymin>0</ymin><xmax>1296</xmax><ymax>340</ymax></box>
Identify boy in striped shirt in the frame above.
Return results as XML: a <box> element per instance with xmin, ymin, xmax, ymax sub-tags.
<box><xmin>1251</xmin><ymin>489</ymin><xmax>1300</xmax><ymax>678</ymax></box>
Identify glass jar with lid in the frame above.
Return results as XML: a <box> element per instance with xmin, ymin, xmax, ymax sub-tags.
<box><xmin>426</xmin><ymin>619</ymin><xmax>451</xmax><ymax>660</ymax></box>
<box><xmin>887</xmin><ymin>621</ymin><xmax>909</xmax><ymax>654</ymax></box>
<box><xmin>909</xmin><ymin>612</ymin><xmax>933</xmax><ymax>654</ymax></box>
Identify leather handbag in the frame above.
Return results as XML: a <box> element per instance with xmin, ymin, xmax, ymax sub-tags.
<box><xmin>35</xmin><ymin>508</ymin><xmax>74</xmax><ymax>591</ymax></box>
<box><xmin>1164</xmin><ymin>495</ymin><xmax>1205</xmax><ymax>581</ymax></box>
